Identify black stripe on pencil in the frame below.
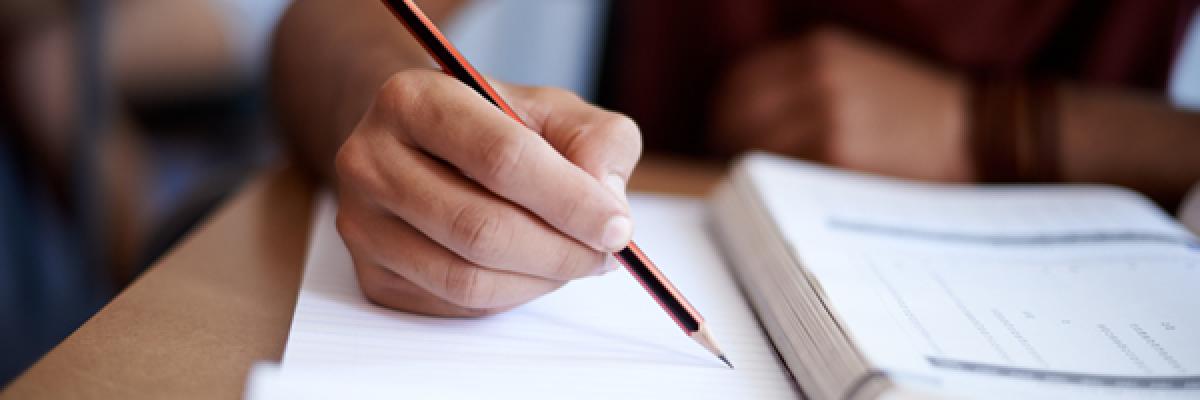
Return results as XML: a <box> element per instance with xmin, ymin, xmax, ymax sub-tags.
<box><xmin>379</xmin><ymin>0</ymin><xmax>732</xmax><ymax>368</ymax></box>
<box><xmin>618</xmin><ymin>243</ymin><xmax>732</xmax><ymax>368</ymax></box>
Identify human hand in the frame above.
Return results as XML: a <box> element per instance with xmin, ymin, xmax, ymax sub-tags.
<box><xmin>712</xmin><ymin>26</ymin><xmax>973</xmax><ymax>182</ymax></box>
<box><xmin>335</xmin><ymin>70</ymin><xmax>641</xmax><ymax>317</ymax></box>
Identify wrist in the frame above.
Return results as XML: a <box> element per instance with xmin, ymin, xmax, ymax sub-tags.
<box><xmin>967</xmin><ymin>79</ymin><xmax>1061</xmax><ymax>183</ymax></box>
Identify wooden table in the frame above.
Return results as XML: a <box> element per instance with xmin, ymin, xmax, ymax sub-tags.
<box><xmin>1</xmin><ymin>156</ymin><xmax>723</xmax><ymax>400</ymax></box>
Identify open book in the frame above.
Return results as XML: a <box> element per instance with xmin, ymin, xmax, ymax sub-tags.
<box><xmin>248</xmin><ymin>152</ymin><xmax>1200</xmax><ymax>399</ymax></box>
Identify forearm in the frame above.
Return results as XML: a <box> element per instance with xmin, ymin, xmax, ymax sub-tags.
<box><xmin>270</xmin><ymin>0</ymin><xmax>464</xmax><ymax>180</ymax></box>
<box><xmin>1057</xmin><ymin>84</ymin><xmax>1200</xmax><ymax>209</ymax></box>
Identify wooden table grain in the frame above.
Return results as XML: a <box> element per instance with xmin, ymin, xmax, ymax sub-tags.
<box><xmin>1</xmin><ymin>156</ymin><xmax>723</xmax><ymax>399</ymax></box>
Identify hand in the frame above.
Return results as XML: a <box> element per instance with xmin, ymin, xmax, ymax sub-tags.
<box><xmin>335</xmin><ymin>70</ymin><xmax>642</xmax><ymax>317</ymax></box>
<box><xmin>712</xmin><ymin>26</ymin><xmax>973</xmax><ymax>182</ymax></box>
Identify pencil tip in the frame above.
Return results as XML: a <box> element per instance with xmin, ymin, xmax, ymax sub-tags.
<box><xmin>692</xmin><ymin>325</ymin><xmax>733</xmax><ymax>369</ymax></box>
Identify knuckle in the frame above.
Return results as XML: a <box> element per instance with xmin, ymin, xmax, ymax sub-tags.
<box><xmin>530</xmin><ymin>86</ymin><xmax>581</xmax><ymax>104</ymax></box>
<box><xmin>597</xmin><ymin>112</ymin><xmax>640</xmax><ymax>140</ymax></box>
<box><xmin>346</xmin><ymin>254</ymin><xmax>398</xmax><ymax>309</ymax></box>
<box><xmin>375</xmin><ymin>71</ymin><xmax>427</xmax><ymax>118</ymax></box>
<box><xmin>548</xmin><ymin>246</ymin><xmax>603</xmax><ymax>280</ymax></box>
<box><xmin>335</xmin><ymin>207</ymin><xmax>370</xmax><ymax>250</ymax></box>
<box><xmin>478</xmin><ymin>134</ymin><xmax>526</xmax><ymax>185</ymax></box>
<box><xmin>598</xmin><ymin>112</ymin><xmax>643</xmax><ymax>154</ymax></box>
<box><xmin>564</xmin><ymin>112</ymin><xmax>642</xmax><ymax>164</ymax></box>
<box><xmin>441</xmin><ymin>266</ymin><xmax>496</xmax><ymax>309</ymax></box>
<box><xmin>357</xmin><ymin>268</ymin><xmax>393</xmax><ymax>306</ymax></box>
<box><xmin>334</xmin><ymin>136</ymin><xmax>369</xmax><ymax>183</ymax></box>
<box><xmin>556</xmin><ymin>189</ymin><xmax>588</xmax><ymax>232</ymax></box>
<box><xmin>334</xmin><ymin>138</ymin><xmax>395</xmax><ymax>205</ymax></box>
<box><xmin>449</xmin><ymin>203</ymin><xmax>510</xmax><ymax>265</ymax></box>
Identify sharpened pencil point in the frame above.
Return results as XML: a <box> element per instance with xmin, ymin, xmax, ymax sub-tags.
<box><xmin>691</xmin><ymin>325</ymin><xmax>732</xmax><ymax>369</ymax></box>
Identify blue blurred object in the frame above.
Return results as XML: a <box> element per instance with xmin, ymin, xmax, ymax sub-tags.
<box><xmin>0</xmin><ymin>0</ymin><xmax>279</xmax><ymax>385</ymax></box>
<box><xmin>0</xmin><ymin>0</ymin><xmax>113</xmax><ymax>386</ymax></box>
<box><xmin>445</xmin><ymin>0</ymin><xmax>609</xmax><ymax>101</ymax></box>
<box><xmin>0</xmin><ymin>133</ymin><xmax>113</xmax><ymax>386</ymax></box>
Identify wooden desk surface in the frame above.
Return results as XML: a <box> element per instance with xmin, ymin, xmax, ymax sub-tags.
<box><xmin>1</xmin><ymin>156</ymin><xmax>723</xmax><ymax>400</ymax></box>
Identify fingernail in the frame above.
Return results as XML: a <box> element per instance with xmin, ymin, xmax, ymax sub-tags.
<box><xmin>591</xmin><ymin>255</ymin><xmax>621</xmax><ymax>276</ymax></box>
<box><xmin>604</xmin><ymin>173</ymin><xmax>627</xmax><ymax>204</ymax></box>
<box><xmin>600</xmin><ymin>215</ymin><xmax>632</xmax><ymax>252</ymax></box>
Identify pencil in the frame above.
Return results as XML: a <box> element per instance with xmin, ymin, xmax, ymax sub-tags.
<box><xmin>379</xmin><ymin>0</ymin><xmax>731</xmax><ymax>369</ymax></box>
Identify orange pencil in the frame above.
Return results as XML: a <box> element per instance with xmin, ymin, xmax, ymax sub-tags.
<box><xmin>380</xmin><ymin>0</ymin><xmax>731</xmax><ymax>368</ymax></box>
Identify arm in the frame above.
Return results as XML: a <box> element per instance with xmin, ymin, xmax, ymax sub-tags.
<box><xmin>1058</xmin><ymin>85</ymin><xmax>1200</xmax><ymax>209</ymax></box>
<box><xmin>271</xmin><ymin>0</ymin><xmax>466</xmax><ymax>180</ymax></box>
<box><xmin>712</xmin><ymin>26</ymin><xmax>1200</xmax><ymax>208</ymax></box>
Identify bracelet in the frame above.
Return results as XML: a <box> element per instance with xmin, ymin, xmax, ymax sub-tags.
<box><xmin>968</xmin><ymin>79</ymin><xmax>1060</xmax><ymax>183</ymax></box>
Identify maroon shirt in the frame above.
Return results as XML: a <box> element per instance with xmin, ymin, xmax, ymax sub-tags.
<box><xmin>597</xmin><ymin>0</ymin><xmax>1200</xmax><ymax>156</ymax></box>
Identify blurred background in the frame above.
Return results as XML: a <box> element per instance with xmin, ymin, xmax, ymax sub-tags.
<box><xmin>0</xmin><ymin>0</ymin><xmax>614</xmax><ymax>385</ymax></box>
<box><xmin>1</xmin><ymin>0</ymin><xmax>1198</xmax><ymax>387</ymax></box>
<box><xmin>0</xmin><ymin>0</ymin><xmax>292</xmax><ymax>384</ymax></box>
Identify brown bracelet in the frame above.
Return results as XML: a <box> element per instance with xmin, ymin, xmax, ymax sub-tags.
<box><xmin>968</xmin><ymin>79</ymin><xmax>1061</xmax><ymax>182</ymax></box>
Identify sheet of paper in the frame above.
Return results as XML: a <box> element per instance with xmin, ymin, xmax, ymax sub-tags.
<box><xmin>743</xmin><ymin>153</ymin><xmax>1200</xmax><ymax>399</ymax></box>
<box><xmin>259</xmin><ymin>193</ymin><xmax>798</xmax><ymax>399</ymax></box>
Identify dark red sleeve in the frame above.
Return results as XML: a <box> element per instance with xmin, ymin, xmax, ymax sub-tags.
<box><xmin>785</xmin><ymin>0</ymin><xmax>1198</xmax><ymax>88</ymax></box>
<box><xmin>599</xmin><ymin>0</ymin><xmax>1198</xmax><ymax>156</ymax></box>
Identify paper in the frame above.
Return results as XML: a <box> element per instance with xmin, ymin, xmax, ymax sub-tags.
<box><xmin>252</xmin><ymin>193</ymin><xmax>798</xmax><ymax>399</ymax></box>
<box><xmin>742</xmin><ymin>154</ymin><xmax>1200</xmax><ymax>398</ymax></box>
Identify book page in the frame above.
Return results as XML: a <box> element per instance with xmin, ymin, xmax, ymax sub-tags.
<box><xmin>743</xmin><ymin>153</ymin><xmax>1200</xmax><ymax>399</ymax></box>
<box><xmin>260</xmin><ymin>193</ymin><xmax>798</xmax><ymax>399</ymax></box>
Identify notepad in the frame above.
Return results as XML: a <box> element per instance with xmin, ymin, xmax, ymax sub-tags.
<box><xmin>247</xmin><ymin>193</ymin><xmax>800</xmax><ymax>399</ymax></box>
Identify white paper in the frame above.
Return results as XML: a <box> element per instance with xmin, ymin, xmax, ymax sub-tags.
<box><xmin>255</xmin><ymin>193</ymin><xmax>798</xmax><ymax>399</ymax></box>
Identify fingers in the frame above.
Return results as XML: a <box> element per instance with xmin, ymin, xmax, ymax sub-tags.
<box><xmin>337</xmin><ymin>71</ymin><xmax>644</xmax><ymax>316</ymax></box>
<box><xmin>338</xmin><ymin>189</ymin><xmax>568</xmax><ymax>312</ymax></box>
<box><xmin>501</xmin><ymin>85</ymin><xmax>642</xmax><ymax>203</ymax></box>
<box><xmin>336</xmin><ymin>131</ymin><xmax>609</xmax><ymax>282</ymax></box>
<box><xmin>351</xmin><ymin>255</ymin><xmax>499</xmax><ymax>317</ymax></box>
<box><xmin>373</xmin><ymin>70</ymin><xmax>634</xmax><ymax>252</ymax></box>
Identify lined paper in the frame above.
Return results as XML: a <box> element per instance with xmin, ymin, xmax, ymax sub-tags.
<box><xmin>255</xmin><ymin>193</ymin><xmax>798</xmax><ymax>399</ymax></box>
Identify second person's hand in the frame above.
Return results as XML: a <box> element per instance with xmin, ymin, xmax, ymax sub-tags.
<box><xmin>712</xmin><ymin>26</ymin><xmax>972</xmax><ymax>183</ymax></box>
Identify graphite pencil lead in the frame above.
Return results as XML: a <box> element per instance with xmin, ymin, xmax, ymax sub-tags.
<box><xmin>691</xmin><ymin>324</ymin><xmax>732</xmax><ymax>368</ymax></box>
